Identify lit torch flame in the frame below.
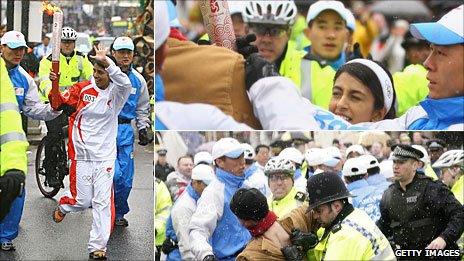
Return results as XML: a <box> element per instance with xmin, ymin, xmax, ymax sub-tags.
<box><xmin>42</xmin><ymin>1</ymin><xmax>61</xmax><ymax>16</ymax></box>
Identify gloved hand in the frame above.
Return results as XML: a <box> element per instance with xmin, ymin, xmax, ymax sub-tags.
<box><xmin>0</xmin><ymin>170</ymin><xmax>25</xmax><ymax>222</ymax></box>
<box><xmin>290</xmin><ymin>229</ymin><xmax>319</xmax><ymax>252</ymax></box>
<box><xmin>245</xmin><ymin>53</ymin><xmax>280</xmax><ymax>90</ymax></box>
<box><xmin>236</xmin><ymin>34</ymin><xmax>258</xmax><ymax>59</ymax></box>
<box><xmin>203</xmin><ymin>254</ymin><xmax>218</xmax><ymax>261</ymax></box>
<box><xmin>281</xmin><ymin>245</ymin><xmax>304</xmax><ymax>261</ymax></box>
<box><xmin>138</xmin><ymin>128</ymin><xmax>154</xmax><ymax>146</ymax></box>
<box><xmin>161</xmin><ymin>238</ymin><xmax>178</xmax><ymax>254</ymax></box>
<box><xmin>57</xmin><ymin>104</ymin><xmax>76</xmax><ymax>116</ymax></box>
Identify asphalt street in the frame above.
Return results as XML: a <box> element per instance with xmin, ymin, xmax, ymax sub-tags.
<box><xmin>0</xmin><ymin>142</ymin><xmax>154</xmax><ymax>260</ymax></box>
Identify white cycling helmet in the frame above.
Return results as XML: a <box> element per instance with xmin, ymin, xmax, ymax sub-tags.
<box><xmin>264</xmin><ymin>156</ymin><xmax>296</xmax><ymax>176</ymax></box>
<box><xmin>241</xmin><ymin>143</ymin><xmax>256</xmax><ymax>160</ymax></box>
<box><xmin>412</xmin><ymin>145</ymin><xmax>430</xmax><ymax>165</ymax></box>
<box><xmin>244</xmin><ymin>0</ymin><xmax>297</xmax><ymax>26</ymax></box>
<box><xmin>432</xmin><ymin>150</ymin><xmax>464</xmax><ymax>169</ymax></box>
<box><xmin>279</xmin><ymin>147</ymin><xmax>304</xmax><ymax>165</ymax></box>
<box><xmin>61</xmin><ymin>27</ymin><xmax>77</xmax><ymax>41</ymax></box>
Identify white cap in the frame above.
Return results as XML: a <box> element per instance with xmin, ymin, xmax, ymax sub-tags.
<box><xmin>379</xmin><ymin>160</ymin><xmax>394</xmax><ymax>179</ymax></box>
<box><xmin>344</xmin><ymin>8</ymin><xmax>356</xmax><ymax>31</ymax></box>
<box><xmin>358</xmin><ymin>154</ymin><xmax>380</xmax><ymax>170</ymax></box>
<box><xmin>343</xmin><ymin>158</ymin><xmax>367</xmax><ymax>177</ymax></box>
<box><xmin>1</xmin><ymin>31</ymin><xmax>28</xmax><ymax>49</ymax></box>
<box><xmin>211</xmin><ymin>138</ymin><xmax>244</xmax><ymax>161</ymax></box>
<box><xmin>191</xmin><ymin>164</ymin><xmax>216</xmax><ymax>185</ymax></box>
<box><xmin>412</xmin><ymin>145</ymin><xmax>430</xmax><ymax>165</ymax></box>
<box><xmin>306</xmin><ymin>1</ymin><xmax>348</xmax><ymax>25</ymax></box>
<box><xmin>155</xmin><ymin>1</ymin><xmax>170</xmax><ymax>50</ymax></box>
<box><xmin>305</xmin><ymin>148</ymin><xmax>325</xmax><ymax>166</ymax></box>
<box><xmin>113</xmin><ymin>36</ymin><xmax>134</xmax><ymax>51</ymax></box>
<box><xmin>194</xmin><ymin>151</ymin><xmax>213</xmax><ymax>165</ymax></box>
<box><xmin>323</xmin><ymin>146</ymin><xmax>342</xmax><ymax>167</ymax></box>
<box><xmin>279</xmin><ymin>147</ymin><xmax>304</xmax><ymax>165</ymax></box>
<box><xmin>410</xmin><ymin>4</ymin><xmax>464</xmax><ymax>45</ymax></box>
<box><xmin>345</xmin><ymin>144</ymin><xmax>366</xmax><ymax>158</ymax></box>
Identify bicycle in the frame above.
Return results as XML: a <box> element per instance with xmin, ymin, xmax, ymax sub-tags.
<box><xmin>35</xmin><ymin>122</ymin><xmax>69</xmax><ymax>198</ymax></box>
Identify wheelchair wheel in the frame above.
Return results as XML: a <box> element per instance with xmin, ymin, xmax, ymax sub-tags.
<box><xmin>35</xmin><ymin>136</ymin><xmax>61</xmax><ymax>198</ymax></box>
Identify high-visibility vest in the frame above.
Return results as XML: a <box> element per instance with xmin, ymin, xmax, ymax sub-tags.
<box><xmin>393</xmin><ymin>64</ymin><xmax>429</xmax><ymax>116</ymax></box>
<box><xmin>279</xmin><ymin>41</ymin><xmax>306</xmax><ymax>87</ymax></box>
<box><xmin>267</xmin><ymin>187</ymin><xmax>306</xmax><ymax>218</ymax></box>
<box><xmin>300</xmin><ymin>58</ymin><xmax>336</xmax><ymax>109</ymax></box>
<box><xmin>155</xmin><ymin>178</ymin><xmax>173</xmax><ymax>246</ymax></box>
<box><xmin>0</xmin><ymin>57</ymin><xmax>29</xmax><ymax>176</ymax></box>
<box><xmin>37</xmin><ymin>51</ymin><xmax>93</xmax><ymax>101</ymax></box>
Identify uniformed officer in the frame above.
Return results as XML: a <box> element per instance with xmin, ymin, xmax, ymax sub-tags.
<box><xmin>265</xmin><ymin>157</ymin><xmax>307</xmax><ymax>218</ymax></box>
<box><xmin>377</xmin><ymin>145</ymin><xmax>464</xmax><ymax>258</ymax></box>
<box><xmin>155</xmin><ymin>149</ymin><xmax>175</xmax><ymax>182</ymax></box>
<box><xmin>302</xmin><ymin>173</ymin><xmax>395</xmax><ymax>260</ymax></box>
<box><xmin>0</xmin><ymin>57</ymin><xmax>28</xmax><ymax>250</ymax></box>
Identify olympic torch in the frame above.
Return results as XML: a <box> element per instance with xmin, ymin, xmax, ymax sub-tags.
<box><xmin>199</xmin><ymin>0</ymin><xmax>236</xmax><ymax>51</ymax></box>
<box><xmin>50</xmin><ymin>11</ymin><xmax>63</xmax><ymax>109</ymax></box>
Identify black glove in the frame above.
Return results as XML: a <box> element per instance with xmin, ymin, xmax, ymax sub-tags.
<box><xmin>138</xmin><ymin>128</ymin><xmax>154</xmax><ymax>146</ymax></box>
<box><xmin>0</xmin><ymin>170</ymin><xmax>25</xmax><ymax>222</ymax></box>
<box><xmin>203</xmin><ymin>255</ymin><xmax>218</xmax><ymax>261</ymax></box>
<box><xmin>281</xmin><ymin>245</ymin><xmax>304</xmax><ymax>261</ymax></box>
<box><xmin>57</xmin><ymin>104</ymin><xmax>76</xmax><ymax>116</ymax></box>
<box><xmin>245</xmin><ymin>53</ymin><xmax>280</xmax><ymax>90</ymax></box>
<box><xmin>236</xmin><ymin>34</ymin><xmax>258</xmax><ymax>59</ymax></box>
<box><xmin>290</xmin><ymin>229</ymin><xmax>319</xmax><ymax>252</ymax></box>
<box><xmin>161</xmin><ymin>238</ymin><xmax>178</xmax><ymax>254</ymax></box>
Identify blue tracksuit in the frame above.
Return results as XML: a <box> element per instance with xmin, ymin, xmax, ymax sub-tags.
<box><xmin>366</xmin><ymin>173</ymin><xmax>391</xmax><ymax>192</ymax></box>
<box><xmin>114</xmin><ymin>67</ymin><xmax>149</xmax><ymax>218</ymax></box>
<box><xmin>347</xmin><ymin>179</ymin><xmax>383</xmax><ymax>222</ymax></box>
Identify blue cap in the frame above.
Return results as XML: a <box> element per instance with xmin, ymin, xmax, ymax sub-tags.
<box><xmin>410</xmin><ymin>5</ymin><xmax>463</xmax><ymax>45</ymax></box>
<box><xmin>112</xmin><ymin>36</ymin><xmax>134</xmax><ymax>51</ymax></box>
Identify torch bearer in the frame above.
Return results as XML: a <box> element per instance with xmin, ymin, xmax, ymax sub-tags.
<box><xmin>50</xmin><ymin>11</ymin><xmax>63</xmax><ymax>109</ymax></box>
<box><xmin>199</xmin><ymin>0</ymin><xmax>236</xmax><ymax>51</ymax></box>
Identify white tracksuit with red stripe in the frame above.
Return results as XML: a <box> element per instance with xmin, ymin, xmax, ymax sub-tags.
<box><xmin>50</xmin><ymin>58</ymin><xmax>132</xmax><ymax>253</ymax></box>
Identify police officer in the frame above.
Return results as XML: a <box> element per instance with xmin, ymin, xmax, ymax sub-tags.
<box><xmin>155</xmin><ymin>149</ymin><xmax>175</xmax><ymax>182</ymax></box>
<box><xmin>265</xmin><ymin>157</ymin><xmax>307</xmax><ymax>218</ymax></box>
<box><xmin>302</xmin><ymin>173</ymin><xmax>395</xmax><ymax>260</ymax></box>
<box><xmin>111</xmin><ymin>36</ymin><xmax>153</xmax><ymax>227</ymax></box>
<box><xmin>377</xmin><ymin>145</ymin><xmax>464</xmax><ymax>257</ymax></box>
<box><xmin>1</xmin><ymin>31</ymin><xmax>59</xmax><ymax>251</ymax></box>
<box><xmin>38</xmin><ymin>27</ymin><xmax>94</xmax><ymax>188</ymax></box>
<box><xmin>0</xmin><ymin>57</ymin><xmax>28</xmax><ymax>251</ymax></box>
<box><xmin>155</xmin><ymin>177</ymin><xmax>172</xmax><ymax>261</ymax></box>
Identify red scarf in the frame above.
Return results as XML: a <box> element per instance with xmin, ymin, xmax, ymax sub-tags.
<box><xmin>248</xmin><ymin>211</ymin><xmax>278</xmax><ymax>237</ymax></box>
<box><xmin>169</xmin><ymin>28</ymin><xmax>187</xmax><ymax>41</ymax></box>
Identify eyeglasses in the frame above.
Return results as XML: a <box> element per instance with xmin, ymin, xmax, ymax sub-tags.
<box><xmin>249</xmin><ymin>25</ymin><xmax>289</xmax><ymax>37</ymax></box>
<box><xmin>61</xmin><ymin>40</ymin><xmax>75</xmax><ymax>44</ymax></box>
<box><xmin>269</xmin><ymin>173</ymin><xmax>291</xmax><ymax>182</ymax></box>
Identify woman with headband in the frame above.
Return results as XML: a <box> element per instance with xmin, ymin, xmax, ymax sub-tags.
<box><xmin>328</xmin><ymin>59</ymin><xmax>397</xmax><ymax>124</ymax></box>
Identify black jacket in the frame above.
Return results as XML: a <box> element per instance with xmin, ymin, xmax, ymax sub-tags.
<box><xmin>155</xmin><ymin>162</ymin><xmax>175</xmax><ymax>182</ymax></box>
<box><xmin>377</xmin><ymin>174</ymin><xmax>464</xmax><ymax>252</ymax></box>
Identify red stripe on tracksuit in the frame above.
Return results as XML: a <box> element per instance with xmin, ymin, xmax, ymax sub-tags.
<box><xmin>59</xmin><ymin>159</ymin><xmax>77</xmax><ymax>205</ymax></box>
<box><xmin>110</xmin><ymin>187</ymin><xmax>115</xmax><ymax>233</ymax></box>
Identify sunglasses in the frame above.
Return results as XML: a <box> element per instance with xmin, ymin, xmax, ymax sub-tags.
<box><xmin>250</xmin><ymin>25</ymin><xmax>289</xmax><ymax>37</ymax></box>
<box><xmin>269</xmin><ymin>173</ymin><xmax>291</xmax><ymax>182</ymax></box>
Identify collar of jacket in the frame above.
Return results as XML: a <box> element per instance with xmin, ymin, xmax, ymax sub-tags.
<box><xmin>216</xmin><ymin>167</ymin><xmax>245</xmax><ymax>188</ymax></box>
<box><xmin>272</xmin><ymin>187</ymin><xmax>298</xmax><ymax>204</ymax></box>
<box><xmin>419</xmin><ymin>96</ymin><xmax>464</xmax><ymax>126</ymax></box>
<box><xmin>393</xmin><ymin>172</ymin><xmax>431</xmax><ymax>192</ymax></box>
<box><xmin>186</xmin><ymin>184</ymin><xmax>200</xmax><ymax>201</ymax></box>
<box><xmin>7</xmin><ymin>64</ymin><xmax>20</xmax><ymax>74</ymax></box>
<box><xmin>322</xmin><ymin>203</ymin><xmax>354</xmax><ymax>240</ymax></box>
<box><xmin>347</xmin><ymin>179</ymin><xmax>369</xmax><ymax>191</ymax></box>
<box><xmin>303</xmin><ymin>45</ymin><xmax>345</xmax><ymax>70</ymax></box>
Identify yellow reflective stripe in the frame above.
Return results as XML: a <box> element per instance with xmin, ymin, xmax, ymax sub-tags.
<box><xmin>0</xmin><ymin>132</ymin><xmax>27</xmax><ymax>146</ymax></box>
<box><xmin>0</xmin><ymin>102</ymin><xmax>19</xmax><ymax>113</ymax></box>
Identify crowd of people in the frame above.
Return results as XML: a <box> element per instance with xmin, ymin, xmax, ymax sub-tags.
<box><xmin>155</xmin><ymin>132</ymin><xmax>464</xmax><ymax>260</ymax></box>
<box><xmin>0</xmin><ymin>12</ymin><xmax>153</xmax><ymax>259</ymax></box>
<box><xmin>154</xmin><ymin>0</ymin><xmax>463</xmax><ymax>130</ymax></box>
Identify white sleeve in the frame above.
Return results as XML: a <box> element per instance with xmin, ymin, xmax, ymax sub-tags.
<box><xmin>352</xmin><ymin>106</ymin><xmax>426</xmax><ymax>130</ymax></box>
<box><xmin>171</xmin><ymin>196</ymin><xmax>196</xmax><ymax>260</ymax></box>
<box><xmin>134</xmin><ymin>71</ymin><xmax>151</xmax><ymax>130</ymax></box>
<box><xmin>248</xmin><ymin>76</ymin><xmax>320</xmax><ymax>130</ymax></box>
<box><xmin>156</xmin><ymin>101</ymin><xmax>253</xmax><ymax>130</ymax></box>
<box><xmin>188</xmin><ymin>182</ymin><xmax>224</xmax><ymax>260</ymax></box>
<box><xmin>106</xmin><ymin>58</ymin><xmax>132</xmax><ymax>112</ymax></box>
<box><xmin>21</xmin><ymin>68</ymin><xmax>61</xmax><ymax>121</ymax></box>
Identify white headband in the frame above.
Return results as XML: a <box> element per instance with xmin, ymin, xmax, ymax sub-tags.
<box><xmin>346</xmin><ymin>59</ymin><xmax>394</xmax><ymax>112</ymax></box>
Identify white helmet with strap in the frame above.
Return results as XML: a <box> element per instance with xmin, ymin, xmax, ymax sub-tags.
<box><xmin>61</xmin><ymin>27</ymin><xmax>77</xmax><ymax>41</ymax></box>
<box><xmin>244</xmin><ymin>0</ymin><xmax>297</xmax><ymax>26</ymax></box>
